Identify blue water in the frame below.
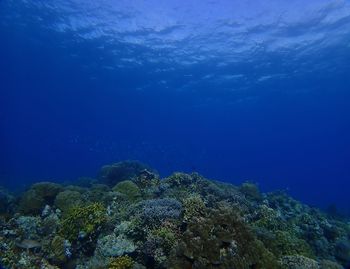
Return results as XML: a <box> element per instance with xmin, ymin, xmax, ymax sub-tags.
<box><xmin>1</xmin><ymin>0</ymin><xmax>350</xmax><ymax>213</ymax></box>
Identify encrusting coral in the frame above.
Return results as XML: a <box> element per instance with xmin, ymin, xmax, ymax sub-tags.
<box><xmin>0</xmin><ymin>161</ymin><xmax>349</xmax><ymax>269</ymax></box>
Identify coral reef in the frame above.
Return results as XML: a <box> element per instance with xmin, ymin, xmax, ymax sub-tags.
<box><xmin>95</xmin><ymin>234</ymin><xmax>136</xmax><ymax>258</ymax></box>
<box><xmin>138</xmin><ymin>198</ymin><xmax>183</xmax><ymax>225</ymax></box>
<box><xmin>239</xmin><ymin>182</ymin><xmax>263</xmax><ymax>201</ymax></box>
<box><xmin>0</xmin><ymin>187</ymin><xmax>15</xmax><ymax>215</ymax></box>
<box><xmin>280</xmin><ymin>255</ymin><xmax>319</xmax><ymax>269</ymax></box>
<box><xmin>0</xmin><ymin>161</ymin><xmax>349</xmax><ymax>269</ymax></box>
<box><xmin>15</xmin><ymin>216</ymin><xmax>41</xmax><ymax>240</ymax></box>
<box><xmin>54</xmin><ymin>190</ymin><xmax>84</xmax><ymax>213</ymax></box>
<box><xmin>168</xmin><ymin>204</ymin><xmax>280</xmax><ymax>269</ymax></box>
<box><xmin>59</xmin><ymin>203</ymin><xmax>106</xmax><ymax>243</ymax></box>
<box><xmin>19</xmin><ymin>182</ymin><xmax>63</xmax><ymax>214</ymax></box>
<box><xmin>113</xmin><ymin>180</ymin><xmax>141</xmax><ymax>202</ymax></box>
<box><xmin>109</xmin><ymin>256</ymin><xmax>134</xmax><ymax>269</ymax></box>
<box><xmin>49</xmin><ymin>235</ymin><xmax>68</xmax><ymax>264</ymax></box>
<box><xmin>99</xmin><ymin>160</ymin><xmax>156</xmax><ymax>187</ymax></box>
<box><xmin>182</xmin><ymin>194</ymin><xmax>206</xmax><ymax>221</ymax></box>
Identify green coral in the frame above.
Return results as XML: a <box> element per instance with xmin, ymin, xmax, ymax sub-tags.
<box><xmin>83</xmin><ymin>184</ymin><xmax>113</xmax><ymax>205</ymax></box>
<box><xmin>182</xmin><ymin>194</ymin><xmax>206</xmax><ymax>221</ymax></box>
<box><xmin>169</xmin><ymin>205</ymin><xmax>280</xmax><ymax>269</ymax></box>
<box><xmin>109</xmin><ymin>256</ymin><xmax>134</xmax><ymax>269</ymax></box>
<box><xmin>135</xmin><ymin>172</ymin><xmax>160</xmax><ymax>190</ymax></box>
<box><xmin>253</xmin><ymin>239</ymin><xmax>282</xmax><ymax>269</ymax></box>
<box><xmin>113</xmin><ymin>180</ymin><xmax>141</xmax><ymax>202</ymax></box>
<box><xmin>253</xmin><ymin>204</ymin><xmax>288</xmax><ymax>231</ymax></box>
<box><xmin>19</xmin><ymin>182</ymin><xmax>63</xmax><ymax>214</ymax></box>
<box><xmin>59</xmin><ymin>203</ymin><xmax>106</xmax><ymax>242</ymax></box>
<box><xmin>252</xmin><ymin>204</ymin><xmax>315</xmax><ymax>259</ymax></box>
<box><xmin>50</xmin><ymin>236</ymin><xmax>67</xmax><ymax>264</ymax></box>
<box><xmin>151</xmin><ymin>226</ymin><xmax>178</xmax><ymax>253</ymax></box>
<box><xmin>30</xmin><ymin>182</ymin><xmax>63</xmax><ymax>198</ymax></box>
<box><xmin>0</xmin><ymin>248</ymin><xmax>17</xmax><ymax>268</ymax></box>
<box><xmin>239</xmin><ymin>182</ymin><xmax>262</xmax><ymax>201</ymax></box>
<box><xmin>19</xmin><ymin>189</ymin><xmax>45</xmax><ymax>214</ymax></box>
<box><xmin>54</xmin><ymin>190</ymin><xmax>84</xmax><ymax>213</ymax></box>
<box><xmin>4</xmin><ymin>165</ymin><xmax>350</xmax><ymax>269</ymax></box>
<box><xmin>268</xmin><ymin>231</ymin><xmax>314</xmax><ymax>258</ymax></box>
<box><xmin>165</xmin><ymin>172</ymin><xmax>194</xmax><ymax>187</ymax></box>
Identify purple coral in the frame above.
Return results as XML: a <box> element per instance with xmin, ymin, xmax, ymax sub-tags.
<box><xmin>140</xmin><ymin>198</ymin><xmax>182</xmax><ymax>222</ymax></box>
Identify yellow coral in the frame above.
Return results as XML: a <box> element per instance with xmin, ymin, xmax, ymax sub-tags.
<box><xmin>59</xmin><ymin>203</ymin><xmax>106</xmax><ymax>242</ymax></box>
<box><xmin>109</xmin><ymin>256</ymin><xmax>134</xmax><ymax>269</ymax></box>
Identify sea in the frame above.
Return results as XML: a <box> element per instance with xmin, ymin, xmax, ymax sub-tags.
<box><xmin>1</xmin><ymin>0</ymin><xmax>350</xmax><ymax>214</ymax></box>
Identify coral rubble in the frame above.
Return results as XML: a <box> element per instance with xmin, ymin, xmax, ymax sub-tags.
<box><xmin>0</xmin><ymin>162</ymin><xmax>349</xmax><ymax>269</ymax></box>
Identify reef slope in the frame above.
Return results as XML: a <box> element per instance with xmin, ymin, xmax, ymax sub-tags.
<box><xmin>0</xmin><ymin>161</ymin><xmax>349</xmax><ymax>269</ymax></box>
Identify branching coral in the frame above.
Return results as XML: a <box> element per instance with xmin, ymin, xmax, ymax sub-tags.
<box><xmin>139</xmin><ymin>198</ymin><xmax>183</xmax><ymax>226</ymax></box>
<box><xmin>270</xmin><ymin>231</ymin><xmax>314</xmax><ymax>258</ymax></box>
<box><xmin>150</xmin><ymin>226</ymin><xmax>177</xmax><ymax>254</ymax></box>
<box><xmin>59</xmin><ymin>203</ymin><xmax>106</xmax><ymax>242</ymax></box>
<box><xmin>251</xmin><ymin>202</ymin><xmax>316</xmax><ymax>259</ymax></box>
<box><xmin>49</xmin><ymin>235</ymin><xmax>68</xmax><ymax>264</ymax></box>
<box><xmin>182</xmin><ymin>194</ymin><xmax>206</xmax><ymax>221</ymax></box>
<box><xmin>109</xmin><ymin>256</ymin><xmax>134</xmax><ymax>269</ymax></box>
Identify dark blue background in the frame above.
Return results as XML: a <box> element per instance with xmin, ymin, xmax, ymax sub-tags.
<box><xmin>1</xmin><ymin>1</ymin><xmax>350</xmax><ymax>213</ymax></box>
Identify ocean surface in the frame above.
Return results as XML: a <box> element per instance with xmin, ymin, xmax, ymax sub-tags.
<box><xmin>1</xmin><ymin>0</ymin><xmax>350</xmax><ymax>213</ymax></box>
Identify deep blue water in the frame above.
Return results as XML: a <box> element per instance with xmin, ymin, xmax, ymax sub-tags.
<box><xmin>1</xmin><ymin>0</ymin><xmax>350</xmax><ymax>213</ymax></box>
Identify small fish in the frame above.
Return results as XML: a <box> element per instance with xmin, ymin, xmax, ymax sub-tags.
<box><xmin>16</xmin><ymin>239</ymin><xmax>41</xmax><ymax>249</ymax></box>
